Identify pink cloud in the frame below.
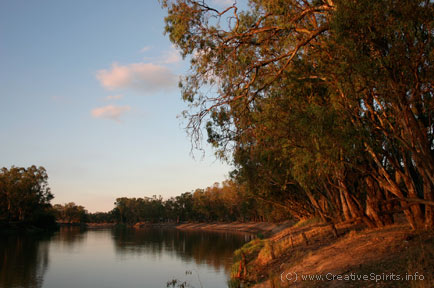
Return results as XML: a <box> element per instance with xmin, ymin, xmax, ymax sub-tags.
<box><xmin>91</xmin><ymin>105</ymin><xmax>131</xmax><ymax>122</ymax></box>
<box><xmin>96</xmin><ymin>62</ymin><xmax>177</xmax><ymax>92</ymax></box>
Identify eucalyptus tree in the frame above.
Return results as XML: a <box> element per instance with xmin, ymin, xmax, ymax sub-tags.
<box><xmin>326</xmin><ymin>0</ymin><xmax>434</xmax><ymax>229</ymax></box>
<box><xmin>53</xmin><ymin>202</ymin><xmax>87</xmax><ymax>223</ymax></box>
<box><xmin>162</xmin><ymin>0</ymin><xmax>434</xmax><ymax>229</ymax></box>
<box><xmin>0</xmin><ymin>166</ymin><xmax>54</xmax><ymax>225</ymax></box>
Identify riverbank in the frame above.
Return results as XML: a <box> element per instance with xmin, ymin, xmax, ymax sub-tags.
<box><xmin>176</xmin><ymin>221</ymin><xmax>293</xmax><ymax>235</ymax></box>
<box><xmin>102</xmin><ymin>221</ymin><xmax>294</xmax><ymax>234</ymax></box>
<box><xmin>86</xmin><ymin>222</ymin><xmax>117</xmax><ymax>228</ymax></box>
<box><xmin>230</xmin><ymin>219</ymin><xmax>434</xmax><ymax>287</ymax></box>
<box><xmin>0</xmin><ymin>222</ymin><xmax>58</xmax><ymax>234</ymax></box>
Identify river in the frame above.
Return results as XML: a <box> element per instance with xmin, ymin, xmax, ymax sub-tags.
<box><xmin>0</xmin><ymin>226</ymin><xmax>253</xmax><ymax>288</ymax></box>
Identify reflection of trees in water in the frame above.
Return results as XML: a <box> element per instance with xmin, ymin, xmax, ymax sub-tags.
<box><xmin>0</xmin><ymin>232</ymin><xmax>53</xmax><ymax>288</ymax></box>
<box><xmin>0</xmin><ymin>227</ymin><xmax>88</xmax><ymax>288</ymax></box>
<box><xmin>112</xmin><ymin>228</ymin><xmax>253</xmax><ymax>272</ymax></box>
<box><xmin>51</xmin><ymin>226</ymin><xmax>87</xmax><ymax>249</ymax></box>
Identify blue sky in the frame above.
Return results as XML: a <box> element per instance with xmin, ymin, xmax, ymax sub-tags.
<box><xmin>0</xmin><ymin>0</ymin><xmax>233</xmax><ymax>212</ymax></box>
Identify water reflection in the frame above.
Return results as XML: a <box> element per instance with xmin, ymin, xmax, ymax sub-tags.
<box><xmin>49</xmin><ymin>226</ymin><xmax>87</xmax><ymax>250</ymax></box>
<box><xmin>0</xmin><ymin>227</ymin><xmax>252</xmax><ymax>288</ymax></box>
<box><xmin>0</xmin><ymin>232</ymin><xmax>53</xmax><ymax>288</ymax></box>
<box><xmin>112</xmin><ymin>228</ymin><xmax>253</xmax><ymax>272</ymax></box>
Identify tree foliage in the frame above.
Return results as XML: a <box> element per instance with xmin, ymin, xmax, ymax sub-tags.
<box><xmin>53</xmin><ymin>202</ymin><xmax>88</xmax><ymax>224</ymax></box>
<box><xmin>109</xmin><ymin>181</ymin><xmax>289</xmax><ymax>224</ymax></box>
<box><xmin>162</xmin><ymin>0</ymin><xmax>434</xmax><ymax>229</ymax></box>
<box><xmin>0</xmin><ymin>166</ymin><xmax>55</xmax><ymax>227</ymax></box>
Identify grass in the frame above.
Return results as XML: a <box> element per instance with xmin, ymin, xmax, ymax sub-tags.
<box><xmin>233</xmin><ymin>239</ymin><xmax>265</xmax><ymax>261</ymax></box>
<box><xmin>231</xmin><ymin>239</ymin><xmax>265</xmax><ymax>279</ymax></box>
<box><xmin>256</xmin><ymin>240</ymin><xmax>275</xmax><ymax>265</ymax></box>
<box><xmin>291</xmin><ymin>217</ymin><xmax>322</xmax><ymax>229</ymax></box>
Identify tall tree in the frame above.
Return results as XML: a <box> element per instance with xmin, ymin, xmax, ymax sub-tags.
<box><xmin>162</xmin><ymin>0</ymin><xmax>434</xmax><ymax>229</ymax></box>
<box><xmin>0</xmin><ymin>166</ymin><xmax>54</xmax><ymax>226</ymax></box>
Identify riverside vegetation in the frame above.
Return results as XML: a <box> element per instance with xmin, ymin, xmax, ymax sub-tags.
<box><xmin>0</xmin><ymin>166</ymin><xmax>56</xmax><ymax>232</ymax></box>
<box><xmin>161</xmin><ymin>0</ymin><xmax>434</xmax><ymax>230</ymax></box>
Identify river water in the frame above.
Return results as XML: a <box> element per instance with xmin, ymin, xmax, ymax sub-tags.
<box><xmin>0</xmin><ymin>226</ymin><xmax>252</xmax><ymax>288</ymax></box>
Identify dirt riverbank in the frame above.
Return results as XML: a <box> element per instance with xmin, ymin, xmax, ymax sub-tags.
<box><xmin>229</xmin><ymin>219</ymin><xmax>434</xmax><ymax>287</ymax></box>
<box><xmin>84</xmin><ymin>221</ymin><xmax>292</xmax><ymax>233</ymax></box>
<box><xmin>175</xmin><ymin>221</ymin><xmax>293</xmax><ymax>235</ymax></box>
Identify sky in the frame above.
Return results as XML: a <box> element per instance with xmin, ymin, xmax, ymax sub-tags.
<box><xmin>0</xmin><ymin>0</ymin><xmax>234</xmax><ymax>212</ymax></box>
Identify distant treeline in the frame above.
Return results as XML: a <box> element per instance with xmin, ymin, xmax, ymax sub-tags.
<box><xmin>0</xmin><ymin>166</ymin><xmax>297</xmax><ymax>225</ymax></box>
<box><xmin>53</xmin><ymin>203</ymin><xmax>87</xmax><ymax>224</ymax></box>
<box><xmin>5</xmin><ymin>165</ymin><xmax>287</xmax><ymax>227</ymax></box>
<box><xmin>85</xmin><ymin>180</ymin><xmax>290</xmax><ymax>224</ymax></box>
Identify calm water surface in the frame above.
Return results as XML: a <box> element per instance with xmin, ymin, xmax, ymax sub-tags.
<box><xmin>0</xmin><ymin>227</ymin><xmax>252</xmax><ymax>288</ymax></box>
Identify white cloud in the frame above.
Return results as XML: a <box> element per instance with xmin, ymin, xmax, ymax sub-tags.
<box><xmin>96</xmin><ymin>62</ymin><xmax>178</xmax><ymax>92</ymax></box>
<box><xmin>105</xmin><ymin>94</ymin><xmax>124</xmax><ymax>100</ymax></box>
<box><xmin>91</xmin><ymin>105</ymin><xmax>131</xmax><ymax>122</ymax></box>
